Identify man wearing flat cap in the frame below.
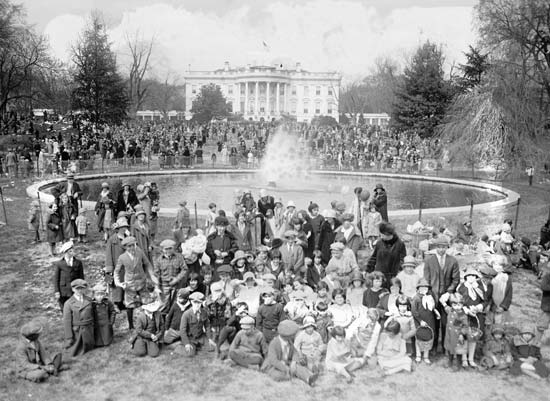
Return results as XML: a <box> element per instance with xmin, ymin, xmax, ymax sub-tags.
<box><xmin>15</xmin><ymin>321</ymin><xmax>63</xmax><ymax>382</ymax></box>
<box><xmin>179</xmin><ymin>292</ymin><xmax>216</xmax><ymax>357</ymax></box>
<box><xmin>205</xmin><ymin>216</ymin><xmax>238</xmax><ymax>266</ymax></box>
<box><xmin>52</xmin><ymin>241</ymin><xmax>84</xmax><ymax>311</ymax></box>
<box><xmin>154</xmin><ymin>239</ymin><xmax>188</xmax><ymax>313</ymax></box>
<box><xmin>423</xmin><ymin>235</ymin><xmax>460</xmax><ymax>352</ymax></box>
<box><xmin>261</xmin><ymin>320</ymin><xmax>318</xmax><ymax>386</ymax></box>
<box><xmin>114</xmin><ymin>236</ymin><xmax>160</xmax><ymax>330</ymax></box>
<box><xmin>63</xmin><ymin>279</ymin><xmax>95</xmax><ymax>357</ymax></box>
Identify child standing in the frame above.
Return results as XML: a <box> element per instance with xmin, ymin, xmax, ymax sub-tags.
<box><xmin>92</xmin><ymin>283</ymin><xmax>115</xmax><ymax>347</ymax></box>
<box><xmin>396</xmin><ymin>256</ymin><xmax>420</xmax><ymax>299</ymax></box>
<box><xmin>442</xmin><ymin>293</ymin><xmax>469</xmax><ymax>370</ymax></box>
<box><xmin>28</xmin><ymin>200</ymin><xmax>41</xmax><ymax>244</ymax></box>
<box><xmin>362</xmin><ymin>203</ymin><xmax>382</xmax><ymax>249</ymax></box>
<box><xmin>389</xmin><ymin>296</ymin><xmax>417</xmax><ymax>357</ymax></box>
<box><xmin>75</xmin><ymin>209</ymin><xmax>90</xmax><ymax>243</ymax></box>
<box><xmin>411</xmin><ymin>279</ymin><xmax>439</xmax><ymax>364</ymax></box>
<box><xmin>294</xmin><ymin>316</ymin><xmax>324</xmax><ymax>373</ymax></box>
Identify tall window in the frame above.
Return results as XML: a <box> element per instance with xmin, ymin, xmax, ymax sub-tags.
<box><xmin>327</xmin><ymin>103</ymin><xmax>333</xmax><ymax>115</ymax></box>
<box><xmin>303</xmin><ymin>101</ymin><xmax>309</xmax><ymax>114</ymax></box>
<box><xmin>315</xmin><ymin>102</ymin><xmax>321</xmax><ymax>114</ymax></box>
<box><xmin>316</xmin><ymin>86</ymin><xmax>321</xmax><ymax>96</ymax></box>
<box><xmin>279</xmin><ymin>84</ymin><xmax>285</xmax><ymax>95</ymax></box>
<box><xmin>328</xmin><ymin>87</ymin><xmax>333</xmax><ymax>96</ymax></box>
<box><xmin>240</xmin><ymin>84</ymin><xmax>245</xmax><ymax>95</ymax></box>
<box><xmin>292</xmin><ymin>85</ymin><xmax>297</xmax><ymax>96</ymax></box>
<box><xmin>192</xmin><ymin>85</ymin><xmax>197</xmax><ymax>94</ymax></box>
<box><xmin>303</xmin><ymin>86</ymin><xmax>309</xmax><ymax>97</ymax></box>
<box><xmin>291</xmin><ymin>101</ymin><xmax>297</xmax><ymax>114</ymax></box>
<box><xmin>228</xmin><ymin>85</ymin><xmax>233</xmax><ymax>95</ymax></box>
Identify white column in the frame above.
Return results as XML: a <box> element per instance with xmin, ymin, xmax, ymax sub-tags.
<box><xmin>276</xmin><ymin>82</ymin><xmax>280</xmax><ymax>115</ymax></box>
<box><xmin>245</xmin><ymin>82</ymin><xmax>249</xmax><ymax>116</ymax></box>
<box><xmin>255</xmin><ymin>81</ymin><xmax>259</xmax><ymax>118</ymax></box>
<box><xmin>266</xmin><ymin>82</ymin><xmax>270</xmax><ymax>115</ymax></box>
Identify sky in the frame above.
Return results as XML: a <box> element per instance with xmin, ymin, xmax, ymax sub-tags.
<box><xmin>21</xmin><ymin>0</ymin><xmax>479</xmax><ymax>81</ymax></box>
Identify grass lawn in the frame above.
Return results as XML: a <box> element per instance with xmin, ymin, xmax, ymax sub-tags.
<box><xmin>1</xmin><ymin>176</ymin><xmax>550</xmax><ymax>401</ymax></box>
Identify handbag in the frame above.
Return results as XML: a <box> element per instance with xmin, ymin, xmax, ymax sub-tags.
<box><xmin>467</xmin><ymin>315</ymin><xmax>483</xmax><ymax>341</ymax></box>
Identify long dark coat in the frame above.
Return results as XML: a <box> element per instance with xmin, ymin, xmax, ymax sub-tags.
<box><xmin>46</xmin><ymin>211</ymin><xmax>64</xmax><ymax>243</ymax></box>
<box><xmin>53</xmin><ymin>258</ymin><xmax>85</xmax><ymax>298</ymax></box>
<box><xmin>63</xmin><ymin>295</ymin><xmax>95</xmax><ymax>357</ymax></box>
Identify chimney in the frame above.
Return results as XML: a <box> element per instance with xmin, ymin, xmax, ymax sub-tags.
<box><xmin>224</xmin><ymin>61</ymin><xmax>229</xmax><ymax>71</ymax></box>
<box><xmin>296</xmin><ymin>62</ymin><xmax>301</xmax><ymax>72</ymax></box>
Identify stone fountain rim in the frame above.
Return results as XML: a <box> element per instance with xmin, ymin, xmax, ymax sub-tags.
<box><xmin>26</xmin><ymin>169</ymin><xmax>520</xmax><ymax>218</ymax></box>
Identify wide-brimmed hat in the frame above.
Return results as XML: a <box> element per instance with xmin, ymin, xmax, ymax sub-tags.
<box><xmin>479</xmin><ymin>265</ymin><xmax>498</xmax><ymax>278</ymax></box>
<box><xmin>231</xmin><ymin>250</ymin><xmax>248</xmax><ymax>264</ymax></box>
<box><xmin>350</xmin><ymin>271</ymin><xmax>364</xmax><ymax>282</ymax></box>
<box><xmin>121</xmin><ymin>236</ymin><xmax>137</xmax><ymax>247</ymax></box>
<box><xmin>278</xmin><ymin>320</ymin><xmax>300</xmax><ymax>336</ymax></box>
<box><xmin>101</xmin><ymin>182</ymin><xmax>109</xmax><ymax>188</ymax></box>
<box><xmin>520</xmin><ymin>324</ymin><xmax>536</xmax><ymax>336</ymax></box>
<box><xmin>59</xmin><ymin>241</ymin><xmax>74</xmax><ymax>254</ymax></box>
<box><xmin>20</xmin><ymin>321</ymin><xmax>43</xmax><ymax>338</ymax></box>
<box><xmin>463</xmin><ymin>268</ymin><xmax>481</xmax><ymax>279</ymax></box>
<box><xmin>270</xmin><ymin>238</ymin><xmax>283</xmax><ymax>249</ymax></box>
<box><xmin>262</xmin><ymin>273</ymin><xmax>276</xmax><ymax>282</ymax></box>
<box><xmin>301</xmin><ymin>316</ymin><xmax>316</xmax><ymax>329</ymax></box>
<box><xmin>291</xmin><ymin>290</ymin><xmax>306</xmax><ymax>301</ymax></box>
<box><xmin>261</xmin><ymin>287</ymin><xmax>275</xmax><ymax>296</ymax></box>
<box><xmin>375</xmin><ymin>183</ymin><xmax>384</xmax><ymax>190</ymax></box>
<box><xmin>322</xmin><ymin>209</ymin><xmax>337</xmax><ymax>219</ymax></box>
<box><xmin>243</xmin><ymin>272</ymin><xmax>256</xmax><ymax>282</ymax></box>
<box><xmin>122</xmin><ymin>181</ymin><xmax>131</xmax><ymax>187</ymax></box>
<box><xmin>492</xmin><ymin>324</ymin><xmax>505</xmax><ymax>335</ymax></box>
<box><xmin>135</xmin><ymin>209</ymin><xmax>146</xmax><ymax>217</ymax></box>
<box><xmin>115</xmin><ymin>217</ymin><xmax>129</xmax><ymax>228</ymax></box>
<box><xmin>178</xmin><ymin>200</ymin><xmax>187</xmax><ymax>207</ymax></box>
<box><xmin>330</xmin><ymin>242</ymin><xmax>345</xmax><ymax>251</ymax></box>
<box><xmin>286</xmin><ymin>200</ymin><xmax>296</xmax><ymax>208</ymax></box>
<box><xmin>402</xmin><ymin>255</ymin><xmax>417</xmax><ymax>268</ymax></box>
<box><xmin>416</xmin><ymin>278</ymin><xmax>431</xmax><ymax>289</ymax></box>
<box><xmin>335</xmin><ymin>202</ymin><xmax>346</xmax><ymax>212</ymax></box>
<box><xmin>284</xmin><ymin>230</ymin><xmax>298</xmax><ymax>239</ymax></box>
<box><xmin>71</xmin><ymin>279</ymin><xmax>88</xmax><ymax>289</ymax></box>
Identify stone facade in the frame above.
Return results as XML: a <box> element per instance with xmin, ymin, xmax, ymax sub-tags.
<box><xmin>184</xmin><ymin>62</ymin><xmax>341</xmax><ymax>122</ymax></box>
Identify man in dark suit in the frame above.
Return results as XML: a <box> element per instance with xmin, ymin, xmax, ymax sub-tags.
<box><xmin>423</xmin><ymin>236</ymin><xmax>460</xmax><ymax>352</ymax></box>
<box><xmin>280</xmin><ymin>230</ymin><xmax>305</xmax><ymax>275</ymax></box>
<box><xmin>52</xmin><ymin>241</ymin><xmax>84</xmax><ymax>311</ymax></box>
<box><xmin>54</xmin><ymin>173</ymin><xmax>82</xmax><ymax>213</ymax></box>
<box><xmin>179</xmin><ymin>292</ymin><xmax>216</xmax><ymax>357</ymax></box>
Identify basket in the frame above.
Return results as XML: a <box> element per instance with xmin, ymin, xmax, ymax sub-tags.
<box><xmin>415</xmin><ymin>325</ymin><xmax>434</xmax><ymax>352</ymax></box>
<box><xmin>410</xmin><ymin>232</ymin><xmax>430</xmax><ymax>249</ymax></box>
<box><xmin>467</xmin><ymin>315</ymin><xmax>483</xmax><ymax>341</ymax></box>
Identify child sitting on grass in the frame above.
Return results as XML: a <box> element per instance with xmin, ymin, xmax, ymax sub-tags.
<box><xmin>481</xmin><ymin>324</ymin><xmax>512</xmax><ymax>370</ymax></box>
<box><xmin>294</xmin><ymin>316</ymin><xmax>324</xmax><ymax>374</ymax></box>
<box><xmin>326</xmin><ymin>326</ymin><xmax>365</xmax><ymax>383</ymax></box>
<box><xmin>376</xmin><ymin>320</ymin><xmax>412</xmax><ymax>375</ymax></box>
<box><xmin>510</xmin><ymin>324</ymin><xmax>549</xmax><ymax>380</ymax></box>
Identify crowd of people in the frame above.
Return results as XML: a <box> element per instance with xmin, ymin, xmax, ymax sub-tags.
<box><xmin>1</xmin><ymin>117</ymin><xmax>443</xmax><ymax>180</ymax></box>
<box><xmin>16</xmin><ymin>170</ymin><xmax>550</xmax><ymax>386</ymax></box>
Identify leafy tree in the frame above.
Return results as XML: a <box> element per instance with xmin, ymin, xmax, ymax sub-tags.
<box><xmin>455</xmin><ymin>45</ymin><xmax>490</xmax><ymax>91</ymax></box>
<box><xmin>140</xmin><ymin>74</ymin><xmax>185</xmax><ymax>115</ymax></box>
<box><xmin>190</xmin><ymin>83</ymin><xmax>231</xmax><ymax>123</ymax></box>
<box><xmin>71</xmin><ymin>13</ymin><xmax>128</xmax><ymax>124</ymax></box>
<box><xmin>391</xmin><ymin>41</ymin><xmax>451</xmax><ymax>137</ymax></box>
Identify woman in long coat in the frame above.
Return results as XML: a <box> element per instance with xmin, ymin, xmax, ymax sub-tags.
<box><xmin>95</xmin><ymin>182</ymin><xmax>115</xmax><ymax>237</ymax></box>
<box><xmin>63</xmin><ymin>279</ymin><xmax>95</xmax><ymax>357</ymax></box>
<box><xmin>46</xmin><ymin>203</ymin><xmax>64</xmax><ymax>255</ymax></box>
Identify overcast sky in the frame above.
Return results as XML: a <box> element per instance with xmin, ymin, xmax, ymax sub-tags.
<box><xmin>21</xmin><ymin>0</ymin><xmax>479</xmax><ymax>80</ymax></box>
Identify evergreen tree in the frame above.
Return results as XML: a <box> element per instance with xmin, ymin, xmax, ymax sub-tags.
<box><xmin>190</xmin><ymin>83</ymin><xmax>231</xmax><ymax>123</ymax></box>
<box><xmin>455</xmin><ymin>45</ymin><xmax>490</xmax><ymax>91</ymax></box>
<box><xmin>391</xmin><ymin>41</ymin><xmax>451</xmax><ymax>137</ymax></box>
<box><xmin>71</xmin><ymin>14</ymin><xmax>128</xmax><ymax>124</ymax></box>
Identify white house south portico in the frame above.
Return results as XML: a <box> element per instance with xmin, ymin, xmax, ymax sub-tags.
<box><xmin>184</xmin><ymin>62</ymin><xmax>341</xmax><ymax>122</ymax></box>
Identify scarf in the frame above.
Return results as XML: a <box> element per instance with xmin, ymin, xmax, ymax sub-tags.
<box><xmin>491</xmin><ymin>273</ymin><xmax>508</xmax><ymax>307</ymax></box>
<box><xmin>464</xmin><ymin>281</ymin><xmax>484</xmax><ymax>301</ymax></box>
<box><xmin>421</xmin><ymin>294</ymin><xmax>435</xmax><ymax>311</ymax></box>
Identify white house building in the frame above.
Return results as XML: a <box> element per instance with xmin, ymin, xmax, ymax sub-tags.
<box><xmin>184</xmin><ymin>62</ymin><xmax>341</xmax><ymax>122</ymax></box>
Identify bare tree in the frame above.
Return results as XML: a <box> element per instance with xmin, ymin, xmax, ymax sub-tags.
<box><xmin>126</xmin><ymin>31</ymin><xmax>154</xmax><ymax>116</ymax></box>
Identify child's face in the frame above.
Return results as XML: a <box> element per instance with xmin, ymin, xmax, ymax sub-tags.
<box><xmin>318</xmin><ymin>288</ymin><xmax>327</xmax><ymax>297</ymax></box>
<box><xmin>314</xmin><ymin>256</ymin><xmax>322</xmax><ymax>264</ymax></box>
<box><xmin>418</xmin><ymin>286</ymin><xmax>428</xmax><ymax>295</ymax></box>
<box><xmin>94</xmin><ymin>291</ymin><xmax>106</xmax><ymax>301</ymax></box>
<box><xmin>452</xmin><ymin>302</ymin><xmax>463</xmax><ymax>311</ymax></box>
<box><xmin>293</xmin><ymin>281</ymin><xmax>302</xmax><ymax>291</ymax></box>
<box><xmin>494</xmin><ymin>333</ymin><xmax>503</xmax><ymax>340</ymax></box>
<box><xmin>305</xmin><ymin>326</ymin><xmax>315</xmax><ymax>334</ymax></box>
<box><xmin>521</xmin><ymin>333</ymin><xmax>534</xmax><ymax>342</ymax></box>
<box><xmin>264</xmin><ymin>279</ymin><xmax>275</xmax><ymax>287</ymax></box>
<box><xmin>334</xmin><ymin>334</ymin><xmax>344</xmax><ymax>343</ymax></box>
<box><xmin>189</xmin><ymin>279</ymin><xmax>198</xmax><ymax>288</ymax></box>
<box><xmin>237</xmin><ymin>259</ymin><xmax>245</xmax><ymax>267</ymax></box>
<box><xmin>334</xmin><ymin>294</ymin><xmax>345</xmax><ymax>305</ymax></box>
<box><xmin>398</xmin><ymin>304</ymin><xmax>408</xmax><ymax>314</ymax></box>
<box><xmin>203</xmin><ymin>273</ymin><xmax>212</xmax><ymax>283</ymax></box>
<box><xmin>372</xmin><ymin>278</ymin><xmax>382</xmax><ymax>288</ymax></box>
<box><xmin>284</xmin><ymin>284</ymin><xmax>293</xmax><ymax>292</ymax></box>
<box><xmin>404</xmin><ymin>266</ymin><xmax>414</xmax><ymax>274</ymax></box>
<box><xmin>352</xmin><ymin>280</ymin><xmax>362</xmax><ymax>288</ymax></box>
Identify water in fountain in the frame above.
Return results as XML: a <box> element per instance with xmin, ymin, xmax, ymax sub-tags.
<box><xmin>258</xmin><ymin>126</ymin><xmax>314</xmax><ymax>188</ymax></box>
